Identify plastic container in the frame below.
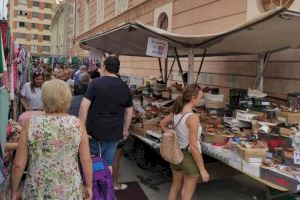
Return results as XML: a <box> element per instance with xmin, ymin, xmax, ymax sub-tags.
<box><xmin>237</xmin><ymin>145</ymin><xmax>268</xmax><ymax>162</ymax></box>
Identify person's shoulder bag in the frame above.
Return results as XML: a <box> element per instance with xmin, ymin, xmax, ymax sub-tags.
<box><xmin>81</xmin><ymin>141</ymin><xmax>115</xmax><ymax>200</ymax></box>
<box><xmin>160</xmin><ymin>113</ymin><xmax>188</xmax><ymax>165</ymax></box>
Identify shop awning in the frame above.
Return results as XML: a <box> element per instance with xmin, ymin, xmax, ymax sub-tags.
<box><xmin>80</xmin><ymin>8</ymin><xmax>300</xmax><ymax>57</ymax></box>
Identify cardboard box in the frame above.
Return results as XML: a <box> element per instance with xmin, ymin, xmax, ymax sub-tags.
<box><xmin>206</xmin><ymin>101</ymin><xmax>226</xmax><ymax>109</ymax></box>
<box><xmin>172</xmin><ymin>93</ymin><xmax>180</xmax><ymax>100</ymax></box>
<box><xmin>237</xmin><ymin>145</ymin><xmax>268</xmax><ymax>163</ymax></box>
<box><xmin>277</xmin><ymin>111</ymin><xmax>300</xmax><ymax>124</ymax></box>
<box><xmin>130</xmin><ymin>124</ymin><xmax>147</xmax><ymax>137</ymax></box>
<box><xmin>162</xmin><ymin>91</ymin><xmax>171</xmax><ymax>99</ymax></box>
<box><xmin>142</xmin><ymin>121</ymin><xmax>159</xmax><ymax>131</ymax></box>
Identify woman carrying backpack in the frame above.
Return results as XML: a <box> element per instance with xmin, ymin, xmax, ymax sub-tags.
<box><xmin>160</xmin><ymin>83</ymin><xmax>209</xmax><ymax>200</ymax></box>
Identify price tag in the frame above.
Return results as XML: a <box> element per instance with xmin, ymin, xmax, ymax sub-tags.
<box><xmin>294</xmin><ymin>151</ymin><xmax>300</xmax><ymax>164</ymax></box>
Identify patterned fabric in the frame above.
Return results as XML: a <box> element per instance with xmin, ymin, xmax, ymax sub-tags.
<box><xmin>0</xmin><ymin>121</ymin><xmax>20</xmax><ymax>199</ymax></box>
<box><xmin>23</xmin><ymin>114</ymin><xmax>84</xmax><ymax>200</ymax></box>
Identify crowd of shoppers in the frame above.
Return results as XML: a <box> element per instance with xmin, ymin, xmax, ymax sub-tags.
<box><xmin>0</xmin><ymin>56</ymin><xmax>208</xmax><ymax>200</ymax></box>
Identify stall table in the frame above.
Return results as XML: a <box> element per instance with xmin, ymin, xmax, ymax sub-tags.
<box><xmin>129</xmin><ymin>129</ymin><xmax>300</xmax><ymax>199</ymax></box>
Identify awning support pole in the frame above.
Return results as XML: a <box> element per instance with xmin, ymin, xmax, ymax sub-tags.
<box><xmin>174</xmin><ymin>48</ymin><xmax>184</xmax><ymax>83</ymax></box>
<box><xmin>187</xmin><ymin>48</ymin><xmax>195</xmax><ymax>84</ymax></box>
<box><xmin>253</xmin><ymin>52</ymin><xmax>271</xmax><ymax>90</ymax></box>
<box><xmin>195</xmin><ymin>48</ymin><xmax>207</xmax><ymax>82</ymax></box>
<box><xmin>167</xmin><ymin>58</ymin><xmax>176</xmax><ymax>81</ymax></box>
<box><xmin>164</xmin><ymin>58</ymin><xmax>168</xmax><ymax>83</ymax></box>
<box><xmin>158</xmin><ymin>58</ymin><xmax>163</xmax><ymax>80</ymax></box>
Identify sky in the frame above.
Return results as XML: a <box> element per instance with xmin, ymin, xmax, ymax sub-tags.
<box><xmin>0</xmin><ymin>0</ymin><xmax>8</xmax><ymax>20</ymax></box>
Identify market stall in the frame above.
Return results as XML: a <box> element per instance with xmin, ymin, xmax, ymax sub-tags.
<box><xmin>80</xmin><ymin>8</ymin><xmax>300</xmax><ymax>198</ymax></box>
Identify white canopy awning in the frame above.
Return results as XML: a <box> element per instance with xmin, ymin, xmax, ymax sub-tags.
<box><xmin>80</xmin><ymin>8</ymin><xmax>300</xmax><ymax>57</ymax></box>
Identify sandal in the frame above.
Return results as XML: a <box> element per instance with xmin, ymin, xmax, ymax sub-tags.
<box><xmin>114</xmin><ymin>183</ymin><xmax>128</xmax><ymax>190</ymax></box>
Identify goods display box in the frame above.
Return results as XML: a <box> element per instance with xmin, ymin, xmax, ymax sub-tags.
<box><xmin>277</xmin><ymin>111</ymin><xmax>300</xmax><ymax>124</ymax></box>
<box><xmin>237</xmin><ymin>145</ymin><xmax>268</xmax><ymax>163</ymax></box>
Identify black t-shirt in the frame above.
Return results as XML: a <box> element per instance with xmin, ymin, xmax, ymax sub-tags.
<box><xmin>85</xmin><ymin>76</ymin><xmax>133</xmax><ymax>141</ymax></box>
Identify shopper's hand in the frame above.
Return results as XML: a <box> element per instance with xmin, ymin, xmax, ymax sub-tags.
<box><xmin>123</xmin><ymin>131</ymin><xmax>129</xmax><ymax>141</ymax></box>
<box><xmin>200</xmin><ymin>169</ymin><xmax>209</xmax><ymax>182</ymax></box>
<box><xmin>84</xmin><ymin>186</ymin><xmax>92</xmax><ymax>200</ymax></box>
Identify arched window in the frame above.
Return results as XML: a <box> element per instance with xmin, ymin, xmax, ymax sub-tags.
<box><xmin>261</xmin><ymin>0</ymin><xmax>294</xmax><ymax>11</ymax></box>
<box><xmin>158</xmin><ymin>12</ymin><xmax>168</xmax><ymax>31</ymax></box>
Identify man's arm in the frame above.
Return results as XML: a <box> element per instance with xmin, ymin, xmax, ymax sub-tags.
<box><xmin>79</xmin><ymin>97</ymin><xmax>91</xmax><ymax>125</ymax></box>
<box><xmin>123</xmin><ymin>106</ymin><xmax>133</xmax><ymax>140</ymax></box>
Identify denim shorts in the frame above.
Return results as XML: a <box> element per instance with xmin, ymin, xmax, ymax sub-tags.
<box><xmin>89</xmin><ymin>138</ymin><xmax>119</xmax><ymax>166</ymax></box>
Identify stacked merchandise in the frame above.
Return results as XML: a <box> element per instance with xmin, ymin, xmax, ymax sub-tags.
<box><xmin>204</xmin><ymin>88</ymin><xmax>226</xmax><ymax>117</ymax></box>
<box><xmin>130</xmin><ymin>80</ymin><xmax>173</xmax><ymax>140</ymax></box>
<box><xmin>198</xmin><ymin>88</ymin><xmax>300</xmax><ymax>191</ymax></box>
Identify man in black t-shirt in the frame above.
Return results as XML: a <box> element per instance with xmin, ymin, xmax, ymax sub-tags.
<box><xmin>79</xmin><ymin>56</ymin><xmax>133</xmax><ymax>171</ymax></box>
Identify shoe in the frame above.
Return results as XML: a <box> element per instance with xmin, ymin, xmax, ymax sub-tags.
<box><xmin>114</xmin><ymin>183</ymin><xmax>128</xmax><ymax>190</ymax></box>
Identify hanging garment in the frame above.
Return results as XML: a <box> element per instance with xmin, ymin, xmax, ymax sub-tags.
<box><xmin>0</xmin><ymin>86</ymin><xmax>9</xmax><ymax>155</ymax></box>
<box><xmin>0</xmin><ymin>33</ymin><xmax>7</xmax><ymax>73</ymax></box>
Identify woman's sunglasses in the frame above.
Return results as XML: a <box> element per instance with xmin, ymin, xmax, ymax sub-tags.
<box><xmin>33</xmin><ymin>71</ymin><xmax>43</xmax><ymax>77</ymax></box>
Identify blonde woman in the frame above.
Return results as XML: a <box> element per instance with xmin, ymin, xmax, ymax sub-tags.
<box><xmin>11</xmin><ymin>79</ymin><xmax>93</xmax><ymax>200</ymax></box>
<box><xmin>160</xmin><ymin>83</ymin><xmax>209</xmax><ymax>200</ymax></box>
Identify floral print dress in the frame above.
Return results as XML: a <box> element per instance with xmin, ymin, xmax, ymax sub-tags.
<box><xmin>0</xmin><ymin>120</ymin><xmax>20</xmax><ymax>199</ymax></box>
<box><xmin>23</xmin><ymin>114</ymin><xmax>83</xmax><ymax>200</ymax></box>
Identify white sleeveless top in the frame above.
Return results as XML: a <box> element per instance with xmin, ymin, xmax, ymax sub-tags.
<box><xmin>173</xmin><ymin>113</ymin><xmax>202</xmax><ymax>153</ymax></box>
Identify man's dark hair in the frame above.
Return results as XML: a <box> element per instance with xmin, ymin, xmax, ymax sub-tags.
<box><xmin>104</xmin><ymin>56</ymin><xmax>120</xmax><ymax>74</ymax></box>
<box><xmin>90</xmin><ymin>69</ymin><xmax>100</xmax><ymax>79</ymax></box>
